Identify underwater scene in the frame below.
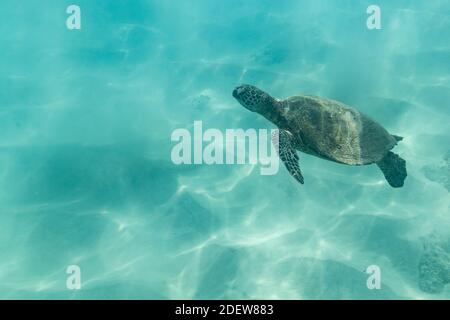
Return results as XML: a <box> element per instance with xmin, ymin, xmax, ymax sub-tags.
<box><xmin>0</xmin><ymin>0</ymin><xmax>449</xmax><ymax>299</ymax></box>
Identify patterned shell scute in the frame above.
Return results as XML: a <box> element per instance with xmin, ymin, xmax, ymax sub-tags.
<box><xmin>284</xmin><ymin>96</ymin><xmax>397</xmax><ymax>165</ymax></box>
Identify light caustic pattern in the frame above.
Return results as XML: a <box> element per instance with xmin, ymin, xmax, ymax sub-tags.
<box><xmin>0</xmin><ymin>0</ymin><xmax>449</xmax><ymax>299</ymax></box>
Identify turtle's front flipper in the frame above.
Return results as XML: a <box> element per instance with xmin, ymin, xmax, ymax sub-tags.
<box><xmin>272</xmin><ymin>129</ymin><xmax>304</xmax><ymax>184</ymax></box>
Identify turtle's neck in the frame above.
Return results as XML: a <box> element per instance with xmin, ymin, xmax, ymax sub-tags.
<box><xmin>258</xmin><ymin>98</ymin><xmax>289</xmax><ymax>129</ymax></box>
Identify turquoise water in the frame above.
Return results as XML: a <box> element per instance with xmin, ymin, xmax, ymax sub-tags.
<box><xmin>0</xmin><ymin>0</ymin><xmax>449</xmax><ymax>299</ymax></box>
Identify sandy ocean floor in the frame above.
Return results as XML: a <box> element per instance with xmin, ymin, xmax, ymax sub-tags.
<box><xmin>0</xmin><ymin>0</ymin><xmax>449</xmax><ymax>299</ymax></box>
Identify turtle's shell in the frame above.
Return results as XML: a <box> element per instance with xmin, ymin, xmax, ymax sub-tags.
<box><xmin>283</xmin><ymin>95</ymin><xmax>397</xmax><ymax>165</ymax></box>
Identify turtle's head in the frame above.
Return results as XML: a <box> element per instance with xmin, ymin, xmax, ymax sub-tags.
<box><xmin>233</xmin><ymin>84</ymin><xmax>275</xmax><ymax>113</ymax></box>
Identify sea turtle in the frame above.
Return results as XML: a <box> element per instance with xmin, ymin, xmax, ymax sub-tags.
<box><xmin>232</xmin><ymin>84</ymin><xmax>407</xmax><ymax>188</ymax></box>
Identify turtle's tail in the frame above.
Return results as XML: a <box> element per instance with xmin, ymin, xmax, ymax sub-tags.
<box><xmin>392</xmin><ymin>134</ymin><xmax>403</xmax><ymax>142</ymax></box>
<box><xmin>376</xmin><ymin>151</ymin><xmax>407</xmax><ymax>188</ymax></box>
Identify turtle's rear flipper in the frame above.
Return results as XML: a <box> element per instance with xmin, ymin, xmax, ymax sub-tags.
<box><xmin>376</xmin><ymin>151</ymin><xmax>407</xmax><ymax>188</ymax></box>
